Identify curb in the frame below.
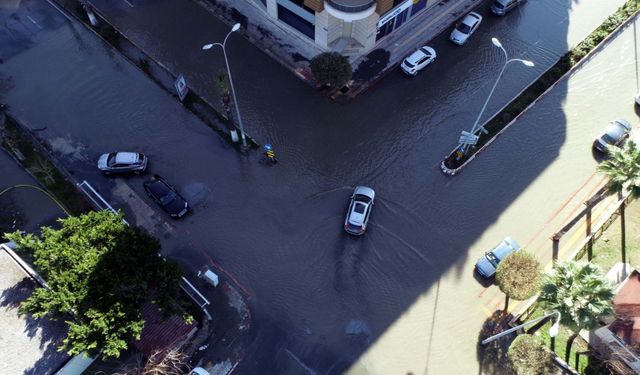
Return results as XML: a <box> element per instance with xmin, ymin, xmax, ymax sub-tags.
<box><xmin>440</xmin><ymin>8</ymin><xmax>640</xmax><ymax>176</ymax></box>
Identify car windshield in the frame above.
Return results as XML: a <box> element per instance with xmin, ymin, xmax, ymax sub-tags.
<box><xmin>160</xmin><ymin>190</ymin><xmax>177</xmax><ymax>205</ymax></box>
<box><xmin>107</xmin><ymin>153</ymin><xmax>117</xmax><ymax>167</ymax></box>
<box><xmin>486</xmin><ymin>252</ymin><xmax>499</xmax><ymax>266</ymax></box>
<box><xmin>493</xmin><ymin>2</ymin><xmax>504</xmax><ymax>8</ymax></box>
<box><xmin>355</xmin><ymin>194</ymin><xmax>372</xmax><ymax>203</ymax></box>
<box><xmin>601</xmin><ymin>133</ymin><xmax>617</xmax><ymax>144</ymax></box>
<box><xmin>457</xmin><ymin>23</ymin><xmax>471</xmax><ymax>34</ymax></box>
<box><xmin>404</xmin><ymin>60</ymin><xmax>415</xmax><ymax>68</ymax></box>
<box><xmin>354</xmin><ymin>203</ymin><xmax>366</xmax><ymax>214</ymax></box>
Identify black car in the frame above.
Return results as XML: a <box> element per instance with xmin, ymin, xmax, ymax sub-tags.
<box><xmin>143</xmin><ymin>175</ymin><xmax>189</xmax><ymax>218</ymax></box>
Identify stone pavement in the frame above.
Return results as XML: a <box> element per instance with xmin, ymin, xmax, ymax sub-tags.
<box><xmin>198</xmin><ymin>0</ymin><xmax>484</xmax><ymax>98</ymax></box>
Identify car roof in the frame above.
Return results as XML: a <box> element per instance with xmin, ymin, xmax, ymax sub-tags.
<box><xmin>491</xmin><ymin>237</ymin><xmax>520</xmax><ymax>260</ymax></box>
<box><xmin>406</xmin><ymin>50</ymin><xmax>427</xmax><ymax>65</ymax></box>
<box><xmin>604</xmin><ymin>121</ymin><xmax>629</xmax><ymax>139</ymax></box>
<box><xmin>145</xmin><ymin>177</ymin><xmax>170</xmax><ymax>196</ymax></box>
<box><xmin>349</xmin><ymin>202</ymin><xmax>368</xmax><ymax>225</ymax></box>
<box><xmin>463</xmin><ymin>12</ymin><xmax>481</xmax><ymax>25</ymax></box>
<box><xmin>114</xmin><ymin>152</ymin><xmax>139</xmax><ymax>165</ymax></box>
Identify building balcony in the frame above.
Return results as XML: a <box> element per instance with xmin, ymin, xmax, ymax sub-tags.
<box><xmin>324</xmin><ymin>0</ymin><xmax>376</xmax><ymax>21</ymax></box>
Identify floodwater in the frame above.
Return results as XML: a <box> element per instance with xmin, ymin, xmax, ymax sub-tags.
<box><xmin>0</xmin><ymin>0</ymin><xmax>635</xmax><ymax>373</ymax></box>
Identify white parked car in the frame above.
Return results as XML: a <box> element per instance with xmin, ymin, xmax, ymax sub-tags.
<box><xmin>450</xmin><ymin>12</ymin><xmax>482</xmax><ymax>45</ymax></box>
<box><xmin>401</xmin><ymin>46</ymin><xmax>437</xmax><ymax>76</ymax></box>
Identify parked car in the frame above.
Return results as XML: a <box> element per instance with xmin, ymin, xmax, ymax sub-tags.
<box><xmin>97</xmin><ymin>152</ymin><xmax>147</xmax><ymax>174</ymax></box>
<box><xmin>475</xmin><ymin>237</ymin><xmax>521</xmax><ymax>278</ymax></box>
<box><xmin>143</xmin><ymin>175</ymin><xmax>189</xmax><ymax>218</ymax></box>
<box><xmin>344</xmin><ymin>186</ymin><xmax>375</xmax><ymax>236</ymax></box>
<box><xmin>635</xmin><ymin>92</ymin><xmax>640</xmax><ymax>106</ymax></box>
<box><xmin>401</xmin><ymin>46</ymin><xmax>437</xmax><ymax>76</ymax></box>
<box><xmin>450</xmin><ymin>12</ymin><xmax>482</xmax><ymax>45</ymax></box>
<box><xmin>593</xmin><ymin>118</ymin><xmax>632</xmax><ymax>153</ymax></box>
<box><xmin>490</xmin><ymin>0</ymin><xmax>525</xmax><ymax>16</ymax></box>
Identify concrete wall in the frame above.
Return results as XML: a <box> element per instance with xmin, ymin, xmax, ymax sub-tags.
<box><xmin>352</xmin><ymin>12</ymin><xmax>379</xmax><ymax>50</ymax></box>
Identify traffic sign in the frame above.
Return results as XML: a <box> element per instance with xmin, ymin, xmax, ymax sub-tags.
<box><xmin>174</xmin><ymin>74</ymin><xmax>188</xmax><ymax>102</ymax></box>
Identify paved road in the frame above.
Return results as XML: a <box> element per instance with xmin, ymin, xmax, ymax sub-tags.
<box><xmin>0</xmin><ymin>0</ymin><xmax>636</xmax><ymax>374</ymax></box>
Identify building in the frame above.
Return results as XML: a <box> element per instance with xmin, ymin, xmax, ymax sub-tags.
<box><xmin>248</xmin><ymin>0</ymin><xmax>441</xmax><ymax>55</ymax></box>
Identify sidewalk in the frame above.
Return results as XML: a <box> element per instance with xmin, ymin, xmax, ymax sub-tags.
<box><xmin>196</xmin><ymin>0</ymin><xmax>484</xmax><ymax>99</ymax></box>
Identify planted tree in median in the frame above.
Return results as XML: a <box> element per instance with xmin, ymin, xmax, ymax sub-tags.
<box><xmin>310</xmin><ymin>52</ymin><xmax>352</xmax><ymax>88</ymax></box>
<box><xmin>496</xmin><ymin>251</ymin><xmax>541</xmax><ymax>310</ymax></box>
<box><xmin>5</xmin><ymin>210</ymin><xmax>183</xmax><ymax>359</ymax></box>
<box><xmin>597</xmin><ymin>140</ymin><xmax>640</xmax><ymax>262</ymax></box>
<box><xmin>538</xmin><ymin>260</ymin><xmax>613</xmax><ymax>362</ymax></box>
<box><xmin>507</xmin><ymin>334</ymin><xmax>556</xmax><ymax>375</ymax></box>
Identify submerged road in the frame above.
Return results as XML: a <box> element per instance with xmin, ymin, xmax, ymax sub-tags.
<box><xmin>0</xmin><ymin>0</ymin><xmax>636</xmax><ymax>373</ymax></box>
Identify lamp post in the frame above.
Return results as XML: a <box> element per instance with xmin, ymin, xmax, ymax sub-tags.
<box><xmin>481</xmin><ymin>310</ymin><xmax>561</xmax><ymax>345</ymax></box>
<box><xmin>460</xmin><ymin>38</ymin><xmax>534</xmax><ymax>155</ymax></box>
<box><xmin>202</xmin><ymin>23</ymin><xmax>247</xmax><ymax>148</ymax></box>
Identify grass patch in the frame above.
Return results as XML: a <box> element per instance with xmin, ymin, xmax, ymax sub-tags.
<box><xmin>1</xmin><ymin>116</ymin><xmax>92</xmax><ymax>216</ymax></box>
<box><xmin>589</xmin><ymin>198</ymin><xmax>640</xmax><ymax>271</ymax></box>
<box><xmin>446</xmin><ymin>0</ymin><xmax>640</xmax><ymax>170</ymax></box>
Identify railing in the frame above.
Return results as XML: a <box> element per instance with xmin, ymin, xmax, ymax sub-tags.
<box><xmin>76</xmin><ymin>180</ymin><xmax>129</xmax><ymax>226</ymax></box>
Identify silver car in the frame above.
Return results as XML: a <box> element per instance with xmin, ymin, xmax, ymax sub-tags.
<box><xmin>450</xmin><ymin>12</ymin><xmax>482</xmax><ymax>45</ymax></box>
<box><xmin>344</xmin><ymin>186</ymin><xmax>375</xmax><ymax>236</ymax></box>
<box><xmin>97</xmin><ymin>152</ymin><xmax>147</xmax><ymax>174</ymax></box>
<box><xmin>593</xmin><ymin>118</ymin><xmax>632</xmax><ymax>153</ymax></box>
<box><xmin>401</xmin><ymin>46</ymin><xmax>437</xmax><ymax>76</ymax></box>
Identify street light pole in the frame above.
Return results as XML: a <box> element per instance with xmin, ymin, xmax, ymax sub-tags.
<box><xmin>202</xmin><ymin>23</ymin><xmax>247</xmax><ymax>148</ymax></box>
<box><xmin>481</xmin><ymin>310</ymin><xmax>561</xmax><ymax>345</ymax></box>
<box><xmin>461</xmin><ymin>38</ymin><xmax>534</xmax><ymax>154</ymax></box>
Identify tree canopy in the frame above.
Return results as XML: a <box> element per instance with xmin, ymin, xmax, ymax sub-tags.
<box><xmin>309</xmin><ymin>52</ymin><xmax>353</xmax><ymax>87</ymax></box>
<box><xmin>5</xmin><ymin>210</ymin><xmax>182</xmax><ymax>359</ymax></box>
<box><xmin>507</xmin><ymin>334</ymin><xmax>556</xmax><ymax>375</ymax></box>
<box><xmin>597</xmin><ymin>140</ymin><xmax>640</xmax><ymax>197</ymax></box>
<box><xmin>496</xmin><ymin>251</ymin><xmax>541</xmax><ymax>301</ymax></box>
<box><xmin>539</xmin><ymin>260</ymin><xmax>613</xmax><ymax>331</ymax></box>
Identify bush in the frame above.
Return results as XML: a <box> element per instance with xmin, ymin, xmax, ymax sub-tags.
<box><xmin>508</xmin><ymin>334</ymin><xmax>556</xmax><ymax>375</ymax></box>
<box><xmin>309</xmin><ymin>52</ymin><xmax>352</xmax><ymax>87</ymax></box>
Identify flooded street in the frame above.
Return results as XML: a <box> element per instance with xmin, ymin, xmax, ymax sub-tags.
<box><xmin>0</xmin><ymin>0</ymin><xmax>636</xmax><ymax>373</ymax></box>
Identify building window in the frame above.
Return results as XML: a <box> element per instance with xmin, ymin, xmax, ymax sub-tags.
<box><xmin>277</xmin><ymin>5</ymin><xmax>315</xmax><ymax>39</ymax></box>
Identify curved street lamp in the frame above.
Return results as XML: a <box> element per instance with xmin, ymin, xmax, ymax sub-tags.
<box><xmin>460</xmin><ymin>37</ymin><xmax>534</xmax><ymax>154</ymax></box>
<box><xmin>481</xmin><ymin>310</ymin><xmax>561</xmax><ymax>345</ymax></box>
<box><xmin>202</xmin><ymin>23</ymin><xmax>247</xmax><ymax>148</ymax></box>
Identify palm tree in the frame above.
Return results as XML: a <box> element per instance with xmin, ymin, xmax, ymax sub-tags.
<box><xmin>538</xmin><ymin>261</ymin><xmax>613</xmax><ymax>362</ymax></box>
<box><xmin>597</xmin><ymin>140</ymin><xmax>640</xmax><ymax>262</ymax></box>
<box><xmin>496</xmin><ymin>251</ymin><xmax>541</xmax><ymax>311</ymax></box>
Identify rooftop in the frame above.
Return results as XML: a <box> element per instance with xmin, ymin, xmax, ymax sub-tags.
<box><xmin>0</xmin><ymin>244</ymin><xmax>70</xmax><ymax>374</ymax></box>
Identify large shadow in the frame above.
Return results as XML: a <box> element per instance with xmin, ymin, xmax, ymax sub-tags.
<box><xmin>0</xmin><ymin>0</ymin><xmax>632</xmax><ymax>373</ymax></box>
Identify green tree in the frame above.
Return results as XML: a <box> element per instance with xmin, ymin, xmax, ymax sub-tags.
<box><xmin>5</xmin><ymin>210</ymin><xmax>182</xmax><ymax>359</ymax></box>
<box><xmin>597</xmin><ymin>140</ymin><xmax>640</xmax><ymax>262</ymax></box>
<box><xmin>309</xmin><ymin>52</ymin><xmax>352</xmax><ymax>87</ymax></box>
<box><xmin>508</xmin><ymin>334</ymin><xmax>556</xmax><ymax>375</ymax></box>
<box><xmin>496</xmin><ymin>251</ymin><xmax>541</xmax><ymax>310</ymax></box>
<box><xmin>538</xmin><ymin>261</ymin><xmax>613</xmax><ymax>362</ymax></box>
